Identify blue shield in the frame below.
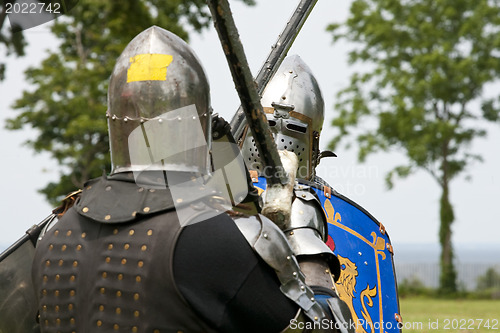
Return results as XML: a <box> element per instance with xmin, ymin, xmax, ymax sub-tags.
<box><xmin>254</xmin><ymin>177</ymin><xmax>402</xmax><ymax>333</ymax></box>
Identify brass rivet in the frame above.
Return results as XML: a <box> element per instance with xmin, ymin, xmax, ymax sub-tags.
<box><xmin>138</xmin><ymin>261</ymin><xmax>144</xmax><ymax>268</ymax></box>
<box><xmin>129</xmin><ymin>230</ymin><xmax>135</xmax><ymax>236</ymax></box>
<box><xmin>133</xmin><ymin>293</ymin><xmax>139</xmax><ymax>300</ymax></box>
<box><xmin>114</xmin><ymin>324</ymin><xmax>119</xmax><ymax>330</ymax></box>
<box><xmin>48</xmin><ymin>244</ymin><xmax>54</xmax><ymax>250</ymax></box>
<box><xmin>290</xmin><ymin>231</ymin><xmax>294</xmax><ymax>235</ymax></box>
<box><xmin>113</xmin><ymin>229</ymin><xmax>118</xmax><ymax>235</ymax></box>
<box><xmin>76</xmin><ymin>244</ymin><xmax>82</xmax><ymax>251</ymax></box>
<box><xmin>45</xmin><ymin>260</ymin><xmax>51</xmax><ymax>267</ymax></box>
<box><xmin>68</xmin><ymin>303</ymin><xmax>74</xmax><ymax>310</ymax></box>
<box><xmin>86</xmin><ymin>185</ymin><xmax>92</xmax><ymax>190</ymax></box>
<box><xmin>141</xmin><ymin>245</ymin><xmax>147</xmax><ymax>251</ymax></box>
<box><xmin>105</xmin><ymin>257</ymin><xmax>111</xmax><ymax>263</ymax></box>
<box><xmin>138</xmin><ymin>187</ymin><xmax>144</xmax><ymax>192</ymax></box>
<box><xmin>102</xmin><ymin>272</ymin><xmax>108</xmax><ymax>278</ymax></box>
<box><xmin>134</xmin><ymin>310</ymin><xmax>140</xmax><ymax>317</ymax></box>
<box><xmin>132</xmin><ymin>327</ymin><xmax>138</xmax><ymax>333</ymax></box>
<box><xmin>136</xmin><ymin>275</ymin><xmax>141</xmax><ymax>282</ymax></box>
<box><xmin>81</xmin><ymin>232</ymin><xmax>86</xmax><ymax>238</ymax></box>
<box><xmin>70</xmin><ymin>318</ymin><xmax>75</xmax><ymax>325</ymax></box>
<box><xmin>124</xmin><ymin>243</ymin><xmax>130</xmax><ymax>250</ymax></box>
<box><xmin>147</xmin><ymin>230</ymin><xmax>153</xmax><ymax>236</ymax></box>
<box><xmin>55</xmin><ymin>305</ymin><xmax>60</xmax><ymax>312</ymax></box>
<box><xmin>54</xmin><ymin>230</ymin><xmax>59</xmax><ymax>236</ymax></box>
<box><xmin>43</xmin><ymin>275</ymin><xmax>48</xmax><ymax>282</ymax></box>
<box><xmin>61</xmin><ymin>245</ymin><xmax>67</xmax><ymax>251</ymax></box>
<box><xmin>116</xmin><ymin>290</ymin><xmax>122</xmax><ymax>297</ymax></box>
<box><xmin>154</xmin><ymin>330</ymin><xmax>160</xmax><ymax>333</ymax></box>
<box><xmin>66</xmin><ymin>230</ymin><xmax>72</xmax><ymax>236</ymax></box>
<box><xmin>42</xmin><ymin>289</ymin><xmax>47</xmax><ymax>296</ymax></box>
<box><xmin>314</xmin><ymin>316</ymin><xmax>319</xmax><ymax>321</ymax></box>
<box><xmin>115</xmin><ymin>307</ymin><xmax>121</xmax><ymax>314</ymax></box>
<box><xmin>143</xmin><ymin>207</ymin><xmax>150</xmax><ymax>213</ymax></box>
<box><xmin>99</xmin><ymin>305</ymin><xmax>104</xmax><ymax>311</ymax></box>
<box><xmin>42</xmin><ymin>305</ymin><xmax>47</xmax><ymax>311</ymax></box>
<box><xmin>325</xmin><ymin>269</ymin><xmax>330</xmax><ymax>274</ymax></box>
<box><xmin>56</xmin><ymin>318</ymin><xmax>61</xmax><ymax>325</ymax></box>
<box><xmin>121</xmin><ymin>258</ymin><xmax>127</xmax><ymax>265</ymax></box>
<box><xmin>58</xmin><ymin>259</ymin><xmax>64</xmax><ymax>266</ymax></box>
<box><xmin>149</xmin><ymin>189</ymin><xmax>155</xmax><ymax>193</ymax></box>
<box><xmin>55</xmin><ymin>274</ymin><xmax>60</xmax><ymax>281</ymax></box>
<box><xmin>301</xmin><ymin>194</ymin><xmax>306</xmax><ymax>198</ymax></box>
<box><xmin>100</xmin><ymin>287</ymin><xmax>106</xmax><ymax>294</ymax></box>
<box><xmin>97</xmin><ymin>320</ymin><xmax>102</xmax><ymax>327</ymax></box>
<box><xmin>118</xmin><ymin>273</ymin><xmax>123</xmax><ymax>280</ymax></box>
<box><xmin>105</xmin><ymin>215</ymin><xmax>111</xmax><ymax>221</ymax></box>
<box><xmin>73</xmin><ymin>260</ymin><xmax>78</xmax><ymax>267</ymax></box>
<box><xmin>82</xmin><ymin>207</ymin><xmax>89</xmax><ymax>213</ymax></box>
<box><xmin>108</xmin><ymin>243</ymin><xmax>113</xmax><ymax>250</ymax></box>
<box><xmin>54</xmin><ymin>290</ymin><xmax>60</xmax><ymax>297</ymax></box>
<box><xmin>131</xmin><ymin>211</ymin><xmax>137</xmax><ymax>217</ymax></box>
<box><xmin>176</xmin><ymin>198</ymin><xmax>183</xmax><ymax>203</ymax></box>
<box><xmin>70</xmin><ymin>290</ymin><xmax>75</xmax><ymax>296</ymax></box>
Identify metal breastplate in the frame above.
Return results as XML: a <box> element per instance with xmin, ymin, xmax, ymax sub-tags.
<box><xmin>32</xmin><ymin>199</ymin><xmax>215</xmax><ymax>332</ymax></box>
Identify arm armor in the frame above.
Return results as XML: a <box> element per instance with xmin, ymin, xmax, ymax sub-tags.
<box><xmin>286</xmin><ymin>187</ymin><xmax>340</xmax><ymax>280</ymax></box>
<box><xmin>234</xmin><ymin>214</ymin><xmax>328</xmax><ymax>323</ymax></box>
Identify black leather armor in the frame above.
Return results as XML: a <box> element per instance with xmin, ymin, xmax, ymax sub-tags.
<box><xmin>32</xmin><ymin>177</ymin><xmax>216</xmax><ymax>332</ymax></box>
<box><xmin>32</xmin><ymin>174</ymin><xmax>319</xmax><ymax>332</ymax></box>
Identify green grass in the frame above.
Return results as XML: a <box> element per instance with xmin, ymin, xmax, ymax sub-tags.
<box><xmin>399</xmin><ymin>297</ymin><xmax>500</xmax><ymax>332</ymax></box>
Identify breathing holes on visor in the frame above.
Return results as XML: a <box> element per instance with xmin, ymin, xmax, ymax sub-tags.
<box><xmin>268</xmin><ymin>120</ymin><xmax>276</xmax><ymax>127</ymax></box>
<box><xmin>286</xmin><ymin>123</ymin><xmax>307</xmax><ymax>133</ymax></box>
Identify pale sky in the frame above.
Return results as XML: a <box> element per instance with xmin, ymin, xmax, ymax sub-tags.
<box><xmin>1</xmin><ymin>0</ymin><xmax>499</xmax><ymax>252</ymax></box>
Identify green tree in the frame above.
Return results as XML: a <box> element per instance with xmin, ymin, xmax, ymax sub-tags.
<box><xmin>6</xmin><ymin>0</ymin><xmax>254</xmax><ymax>205</ymax></box>
<box><xmin>0</xmin><ymin>1</ymin><xmax>26</xmax><ymax>80</ymax></box>
<box><xmin>327</xmin><ymin>0</ymin><xmax>500</xmax><ymax>295</ymax></box>
<box><xmin>477</xmin><ymin>268</ymin><xmax>500</xmax><ymax>291</ymax></box>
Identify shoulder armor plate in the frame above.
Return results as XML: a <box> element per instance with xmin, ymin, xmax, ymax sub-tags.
<box><xmin>75</xmin><ymin>175</ymin><xmax>176</xmax><ymax>223</ymax></box>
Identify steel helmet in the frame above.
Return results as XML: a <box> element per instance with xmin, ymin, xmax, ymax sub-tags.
<box><xmin>107</xmin><ymin>26</ymin><xmax>211</xmax><ymax>176</ymax></box>
<box><xmin>242</xmin><ymin>55</ymin><xmax>324</xmax><ymax>180</ymax></box>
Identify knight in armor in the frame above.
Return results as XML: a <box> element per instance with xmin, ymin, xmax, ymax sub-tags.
<box><xmin>31</xmin><ymin>27</ymin><xmax>339</xmax><ymax>332</ymax></box>
<box><xmin>239</xmin><ymin>55</ymin><xmax>353</xmax><ymax>328</ymax></box>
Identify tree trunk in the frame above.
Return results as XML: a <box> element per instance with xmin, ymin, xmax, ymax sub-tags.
<box><xmin>438</xmin><ymin>155</ymin><xmax>457</xmax><ymax>295</ymax></box>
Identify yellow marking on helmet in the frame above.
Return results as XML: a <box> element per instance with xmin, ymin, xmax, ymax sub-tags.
<box><xmin>127</xmin><ymin>54</ymin><xmax>173</xmax><ymax>82</ymax></box>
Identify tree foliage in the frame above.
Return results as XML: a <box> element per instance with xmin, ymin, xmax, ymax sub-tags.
<box><xmin>477</xmin><ymin>268</ymin><xmax>500</xmax><ymax>291</ymax></box>
<box><xmin>5</xmin><ymin>0</ymin><xmax>254</xmax><ymax>205</ymax></box>
<box><xmin>0</xmin><ymin>1</ymin><xmax>26</xmax><ymax>80</ymax></box>
<box><xmin>328</xmin><ymin>0</ymin><xmax>500</xmax><ymax>294</ymax></box>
